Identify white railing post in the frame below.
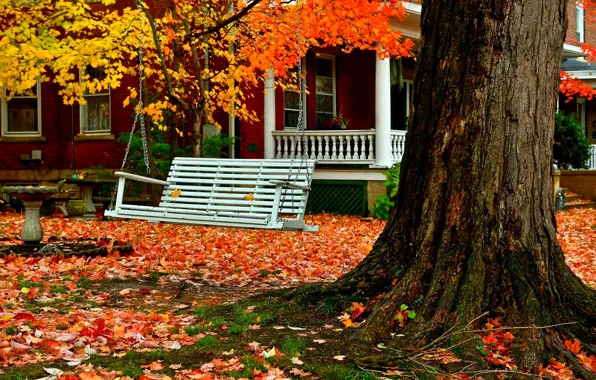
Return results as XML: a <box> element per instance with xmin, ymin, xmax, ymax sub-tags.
<box><xmin>589</xmin><ymin>145</ymin><xmax>596</xmax><ymax>170</ymax></box>
<box><xmin>264</xmin><ymin>68</ymin><xmax>276</xmax><ymax>159</ymax></box>
<box><xmin>271</xmin><ymin>130</ymin><xmax>404</xmax><ymax>165</ymax></box>
<box><xmin>373</xmin><ymin>56</ymin><xmax>392</xmax><ymax>168</ymax></box>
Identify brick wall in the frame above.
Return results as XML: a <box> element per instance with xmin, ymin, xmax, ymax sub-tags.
<box><xmin>567</xmin><ymin>0</ymin><xmax>578</xmax><ymax>43</ymax></box>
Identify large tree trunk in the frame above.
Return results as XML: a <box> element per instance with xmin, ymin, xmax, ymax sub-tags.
<box><xmin>319</xmin><ymin>0</ymin><xmax>596</xmax><ymax>374</ymax></box>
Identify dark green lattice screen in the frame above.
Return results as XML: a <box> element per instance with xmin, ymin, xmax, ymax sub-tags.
<box><xmin>306</xmin><ymin>180</ymin><xmax>368</xmax><ymax>217</ymax></box>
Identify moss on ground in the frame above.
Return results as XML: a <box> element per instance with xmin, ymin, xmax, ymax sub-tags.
<box><xmin>0</xmin><ymin>287</ymin><xmax>404</xmax><ymax>380</ymax></box>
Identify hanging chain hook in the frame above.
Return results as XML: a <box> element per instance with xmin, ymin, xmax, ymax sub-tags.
<box><xmin>109</xmin><ymin>0</ymin><xmax>151</xmax><ymax>211</ymax></box>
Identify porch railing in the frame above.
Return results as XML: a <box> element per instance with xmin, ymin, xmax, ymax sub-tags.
<box><xmin>271</xmin><ymin>130</ymin><xmax>407</xmax><ymax>165</ymax></box>
<box><xmin>589</xmin><ymin>144</ymin><xmax>596</xmax><ymax>170</ymax></box>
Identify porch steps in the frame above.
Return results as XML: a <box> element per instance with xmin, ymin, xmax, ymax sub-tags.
<box><xmin>560</xmin><ymin>188</ymin><xmax>596</xmax><ymax>210</ymax></box>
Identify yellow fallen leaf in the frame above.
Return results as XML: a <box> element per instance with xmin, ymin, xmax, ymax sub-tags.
<box><xmin>0</xmin><ymin>314</ymin><xmax>14</xmax><ymax>321</ymax></box>
<box><xmin>244</xmin><ymin>193</ymin><xmax>255</xmax><ymax>201</ymax></box>
<box><xmin>171</xmin><ymin>189</ymin><xmax>182</xmax><ymax>198</ymax></box>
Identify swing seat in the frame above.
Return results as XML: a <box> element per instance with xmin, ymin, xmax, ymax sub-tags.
<box><xmin>104</xmin><ymin>158</ymin><xmax>318</xmax><ymax>232</ymax></box>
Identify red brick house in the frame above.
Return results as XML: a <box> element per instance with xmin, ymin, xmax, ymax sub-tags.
<box><xmin>1</xmin><ymin>1</ymin><xmax>594</xmax><ymax>212</ymax></box>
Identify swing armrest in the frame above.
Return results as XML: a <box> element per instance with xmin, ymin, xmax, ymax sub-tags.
<box><xmin>270</xmin><ymin>180</ymin><xmax>310</xmax><ymax>191</ymax></box>
<box><xmin>114</xmin><ymin>171</ymin><xmax>171</xmax><ymax>186</ymax></box>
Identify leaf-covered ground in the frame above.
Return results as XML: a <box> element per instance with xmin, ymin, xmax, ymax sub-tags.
<box><xmin>0</xmin><ymin>209</ymin><xmax>594</xmax><ymax>379</ymax></box>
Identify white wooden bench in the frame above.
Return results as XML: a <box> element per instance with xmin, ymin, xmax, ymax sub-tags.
<box><xmin>104</xmin><ymin>158</ymin><xmax>318</xmax><ymax>232</ymax></box>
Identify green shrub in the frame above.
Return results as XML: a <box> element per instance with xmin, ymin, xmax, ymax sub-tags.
<box><xmin>372</xmin><ymin>165</ymin><xmax>400</xmax><ymax>220</ymax></box>
<box><xmin>201</xmin><ymin>133</ymin><xmax>238</xmax><ymax>158</ymax></box>
<box><xmin>117</xmin><ymin>128</ymin><xmax>191</xmax><ymax>180</ymax></box>
<box><xmin>554</xmin><ymin>112</ymin><xmax>591</xmax><ymax>169</ymax></box>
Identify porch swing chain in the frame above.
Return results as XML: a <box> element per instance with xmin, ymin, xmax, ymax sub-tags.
<box><xmin>280</xmin><ymin>1</ymin><xmax>313</xmax><ymax>225</ymax></box>
<box><xmin>109</xmin><ymin>0</ymin><xmax>150</xmax><ymax>212</ymax></box>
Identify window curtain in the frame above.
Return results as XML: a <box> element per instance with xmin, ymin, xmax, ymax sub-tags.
<box><xmin>83</xmin><ymin>95</ymin><xmax>110</xmax><ymax>132</ymax></box>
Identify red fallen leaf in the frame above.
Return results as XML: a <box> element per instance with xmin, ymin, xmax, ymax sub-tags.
<box><xmin>148</xmin><ymin>361</ymin><xmax>164</xmax><ymax>370</ymax></box>
<box><xmin>58</xmin><ymin>375</ymin><xmax>80</xmax><ymax>380</ymax></box>
<box><xmin>219</xmin><ymin>325</ymin><xmax>228</xmax><ymax>330</ymax></box>
<box><xmin>564</xmin><ymin>338</ymin><xmax>582</xmax><ymax>355</ymax></box>
<box><xmin>14</xmin><ymin>312</ymin><xmax>36</xmax><ymax>322</ymax></box>
<box><xmin>139</xmin><ymin>288</ymin><xmax>151</xmax><ymax>295</ymax></box>
<box><xmin>351</xmin><ymin>302</ymin><xmax>366</xmax><ymax>321</ymax></box>
<box><xmin>80</xmin><ymin>319</ymin><xmax>112</xmax><ymax>341</ymax></box>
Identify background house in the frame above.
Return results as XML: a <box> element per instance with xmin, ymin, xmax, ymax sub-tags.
<box><xmin>1</xmin><ymin>0</ymin><xmax>594</xmax><ymax>216</ymax></box>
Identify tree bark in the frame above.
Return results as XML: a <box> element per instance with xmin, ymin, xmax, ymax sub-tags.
<box><xmin>321</xmin><ymin>0</ymin><xmax>596</xmax><ymax>373</ymax></box>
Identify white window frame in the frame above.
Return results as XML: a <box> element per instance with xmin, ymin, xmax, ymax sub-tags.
<box><xmin>315</xmin><ymin>54</ymin><xmax>336</xmax><ymax>125</ymax></box>
<box><xmin>404</xmin><ymin>79</ymin><xmax>413</xmax><ymax>119</ymax></box>
<box><xmin>577</xmin><ymin>4</ymin><xmax>585</xmax><ymax>43</ymax></box>
<box><xmin>79</xmin><ymin>67</ymin><xmax>111</xmax><ymax>135</ymax></box>
<box><xmin>577</xmin><ymin>97</ymin><xmax>586</xmax><ymax>135</ymax></box>
<box><xmin>1</xmin><ymin>80</ymin><xmax>42</xmax><ymax>137</ymax></box>
<box><xmin>283</xmin><ymin>60</ymin><xmax>307</xmax><ymax>130</ymax></box>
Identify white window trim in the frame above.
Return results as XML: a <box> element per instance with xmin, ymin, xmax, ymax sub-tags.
<box><xmin>315</xmin><ymin>54</ymin><xmax>336</xmax><ymax>118</ymax></box>
<box><xmin>1</xmin><ymin>80</ymin><xmax>42</xmax><ymax>137</ymax></box>
<box><xmin>577</xmin><ymin>4</ymin><xmax>585</xmax><ymax>43</ymax></box>
<box><xmin>577</xmin><ymin>97</ymin><xmax>586</xmax><ymax>135</ymax></box>
<box><xmin>283</xmin><ymin>59</ymin><xmax>307</xmax><ymax>130</ymax></box>
<box><xmin>403</xmin><ymin>79</ymin><xmax>413</xmax><ymax>119</ymax></box>
<box><xmin>79</xmin><ymin>68</ymin><xmax>111</xmax><ymax>135</ymax></box>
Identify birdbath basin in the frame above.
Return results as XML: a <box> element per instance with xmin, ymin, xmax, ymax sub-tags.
<box><xmin>0</xmin><ymin>185</ymin><xmax>59</xmax><ymax>244</ymax></box>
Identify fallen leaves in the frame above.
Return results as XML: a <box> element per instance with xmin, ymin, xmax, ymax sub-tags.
<box><xmin>556</xmin><ymin>209</ymin><xmax>596</xmax><ymax>287</ymax></box>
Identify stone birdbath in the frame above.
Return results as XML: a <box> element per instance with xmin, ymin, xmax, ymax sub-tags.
<box><xmin>0</xmin><ymin>182</ymin><xmax>64</xmax><ymax>244</ymax></box>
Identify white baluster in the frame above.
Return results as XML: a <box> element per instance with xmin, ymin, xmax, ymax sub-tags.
<box><xmin>338</xmin><ymin>135</ymin><xmax>345</xmax><ymax>160</ymax></box>
<box><xmin>331</xmin><ymin>136</ymin><xmax>338</xmax><ymax>160</ymax></box>
<box><xmin>346</xmin><ymin>136</ymin><xmax>353</xmax><ymax>160</ymax></box>
<box><xmin>289</xmin><ymin>135</ymin><xmax>296</xmax><ymax>159</ymax></box>
<box><xmin>367</xmin><ymin>135</ymin><xmax>374</xmax><ymax>161</ymax></box>
<box><xmin>283</xmin><ymin>136</ymin><xmax>289</xmax><ymax>159</ymax></box>
<box><xmin>353</xmin><ymin>136</ymin><xmax>360</xmax><ymax>161</ymax></box>
<box><xmin>399</xmin><ymin>135</ymin><xmax>405</xmax><ymax>161</ymax></box>
<box><xmin>359</xmin><ymin>135</ymin><xmax>366</xmax><ymax>160</ymax></box>
<box><xmin>323</xmin><ymin>136</ymin><xmax>331</xmax><ymax>160</ymax></box>
<box><xmin>275</xmin><ymin>136</ymin><xmax>282</xmax><ymax>159</ymax></box>
<box><xmin>309</xmin><ymin>136</ymin><xmax>316</xmax><ymax>160</ymax></box>
<box><xmin>316</xmin><ymin>136</ymin><xmax>323</xmax><ymax>160</ymax></box>
<box><xmin>391</xmin><ymin>135</ymin><xmax>396</xmax><ymax>161</ymax></box>
<box><xmin>296</xmin><ymin>136</ymin><xmax>303</xmax><ymax>159</ymax></box>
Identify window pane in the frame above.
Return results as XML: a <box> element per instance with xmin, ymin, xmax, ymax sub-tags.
<box><xmin>86</xmin><ymin>65</ymin><xmax>107</xmax><ymax>82</ymax></box>
<box><xmin>316</xmin><ymin>77</ymin><xmax>333</xmax><ymax>95</ymax></box>
<box><xmin>285</xmin><ymin>110</ymin><xmax>299</xmax><ymax>129</ymax></box>
<box><xmin>577</xmin><ymin>6</ymin><xmax>584</xmax><ymax>42</ymax></box>
<box><xmin>83</xmin><ymin>95</ymin><xmax>110</xmax><ymax>132</ymax></box>
<box><xmin>7</xmin><ymin>98</ymin><xmax>38</xmax><ymax>132</ymax></box>
<box><xmin>284</xmin><ymin>91</ymin><xmax>300</xmax><ymax>110</ymax></box>
<box><xmin>316</xmin><ymin>58</ymin><xmax>332</xmax><ymax>77</ymax></box>
<box><xmin>316</xmin><ymin>94</ymin><xmax>333</xmax><ymax>113</ymax></box>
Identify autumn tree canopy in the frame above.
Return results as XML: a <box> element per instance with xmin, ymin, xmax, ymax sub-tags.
<box><xmin>0</xmin><ymin>0</ymin><xmax>414</xmax><ymax>155</ymax></box>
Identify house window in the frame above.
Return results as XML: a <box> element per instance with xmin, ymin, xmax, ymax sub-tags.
<box><xmin>315</xmin><ymin>55</ymin><xmax>336</xmax><ymax>128</ymax></box>
<box><xmin>391</xmin><ymin>80</ymin><xmax>413</xmax><ymax>131</ymax></box>
<box><xmin>577</xmin><ymin>97</ymin><xmax>586</xmax><ymax>134</ymax></box>
<box><xmin>284</xmin><ymin>89</ymin><xmax>301</xmax><ymax>129</ymax></box>
<box><xmin>577</xmin><ymin>5</ymin><xmax>585</xmax><ymax>42</ymax></box>
<box><xmin>284</xmin><ymin>64</ymin><xmax>306</xmax><ymax>129</ymax></box>
<box><xmin>1</xmin><ymin>81</ymin><xmax>42</xmax><ymax>137</ymax></box>
<box><xmin>80</xmin><ymin>66</ymin><xmax>110</xmax><ymax>134</ymax></box>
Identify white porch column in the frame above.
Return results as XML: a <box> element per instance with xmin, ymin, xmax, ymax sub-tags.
<box><xmin>373</xmin><ymin>56</ymin><xmax>392</xmax><ymax>168</ymax></box>
<box><xmin>264</xmin><ymin>68</ymin><xmax>276</xmax><ymax>159</ymax></box>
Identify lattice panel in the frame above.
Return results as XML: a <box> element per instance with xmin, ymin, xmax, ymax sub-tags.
<box><xmin>306</xmin><ymin>180</ymin><xmax>367</xmax><ymax>216</ymax></box>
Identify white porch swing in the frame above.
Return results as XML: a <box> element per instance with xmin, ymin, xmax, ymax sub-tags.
<box><xmin>104</xmin><ymin>1</ymin><xmax>318</xmax><ymax>232</ymax></box>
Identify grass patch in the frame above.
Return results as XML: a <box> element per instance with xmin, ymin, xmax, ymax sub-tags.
<box><xmin>76</xmin><ymin>276</ymin><xmax>94</xmax><ymax>288</ymax></box>
<box><xmin>281</xmin><ymin>336</ymin><xmax>307</xmax><ymax>357</ymax></box>
<box><xmin>194</xmin><ymin>335</ymin><xmax>218</xmax><ymax>348</ymax></box>
<box><xmin>50</xmin><ymin>284</ymin><xmax>69</xmax><ymax>294</ymax></box>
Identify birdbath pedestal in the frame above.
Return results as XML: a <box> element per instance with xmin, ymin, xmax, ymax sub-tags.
<box><xmin>0</xmin><ymin>186</ymin><xmax>59</xmax><ymax>244</ymax></box>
